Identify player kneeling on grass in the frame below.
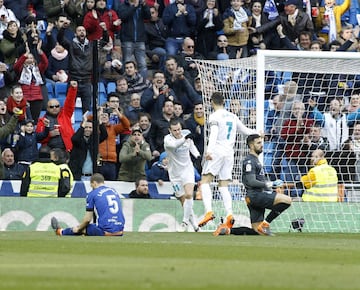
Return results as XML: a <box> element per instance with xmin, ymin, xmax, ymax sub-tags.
<box><xmin>51</xmin><ymin>173</ymin><xmax>125</xmax><ymax>236</ymax></box>
<box><xmin>214</xmin><ymin>134</ymin><xmax>291</xmax><ymax>236</ymax></box>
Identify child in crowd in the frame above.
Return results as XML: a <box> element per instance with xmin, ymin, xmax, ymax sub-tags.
<box><xmin>147</xmin><ymin>151</ymin><xmax>170</xmax><ymax>185</ymax></box>
<box><xmin>14</xmin><ymin>119</ymin><xmax>49</xmax><ymax>170</ymax></box>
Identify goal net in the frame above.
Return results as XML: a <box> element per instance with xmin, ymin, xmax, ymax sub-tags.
<box><xmin>193</xmin><ymin>50</ymin><xmax>360</xmax><ymax>233</ymax></box>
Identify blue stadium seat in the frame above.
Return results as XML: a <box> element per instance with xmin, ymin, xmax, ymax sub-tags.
<box><xmin>54</xmin><ymin>83</ymin><xmax>68</xmax><ymax>106</ymax></box>
<box><xmin>98</xmin><ymin>82</ymin><xmax>107</xmax><ymax>105</ymax></box>
<box><xmin>46</xmin><ymin>82</ymin><xmax>55</xmax><ymax>100</ymax></box>
<box><xmin>107</xmin><ymin>82</ymin><xmax>116</xmax><ymax>94</ymax></box>
<box><xmin>74</xmin><ymin>107</ymin><xmax>83</xmax><ymax>123</ymax></box>
<box><xmin>73</xmin><ymin>121</ymin><xmax>81</xmax><ymax>132</ymax></box>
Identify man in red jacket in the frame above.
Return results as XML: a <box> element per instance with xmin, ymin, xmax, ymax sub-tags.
<box><xmin>36</xmin><ymin>80</ymin><xmax>78</xmax><ymax>152</ymax></box>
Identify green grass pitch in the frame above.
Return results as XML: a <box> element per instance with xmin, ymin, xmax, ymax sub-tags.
<box><xmin>1</xmin><ymin>232</ymin><xmax>360</xmax><ymax>290</ymax></box>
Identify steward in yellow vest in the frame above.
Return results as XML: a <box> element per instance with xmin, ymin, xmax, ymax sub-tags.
<box><xmin>301</xmin><ymin>149</ymin><xmax>338</xmax><ymax>202</ymax></box>
<box><xmin>20</xmin><ymin>149</ymin><xmax>71</xmax><ymax>197</ymax></box>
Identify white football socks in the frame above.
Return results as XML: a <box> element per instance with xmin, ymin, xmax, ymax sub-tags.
<box><xmin>219</xmin><ymin>186</ymin><xmax>233</xmax><ymax>216</ymax></box>
<box><xmin>200</xmin><ymin>183</ymin><xmax>212</xmax><ymax>213</ymax></box>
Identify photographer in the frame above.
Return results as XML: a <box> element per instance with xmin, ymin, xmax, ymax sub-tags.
<box><xmin>98</xmin><ymin>106</ymin><xmax>131</xmax><ymax>180</ymax></box>
<box><xmin>141</xmin><ymin>70</ymin><xmax>178</xmax><ymax>120</ymax></box>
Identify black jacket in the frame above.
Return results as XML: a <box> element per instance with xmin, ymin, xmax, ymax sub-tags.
<box><xmin>69</xmin><ymin>124</ymin><xmax>108</xmax><ymax>180</ymax></box>
<box><xmin>117</xmin><ymin>0</ymin><xmax>151</xmax><ymax>42</ymax></box>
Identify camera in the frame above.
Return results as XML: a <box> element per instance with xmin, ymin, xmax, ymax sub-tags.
<box><xmin>103</xmin><ymin>107</ymin><xmax>113</xmax><ymax>114</ymax></box>
<box><xmin>159</xmin><ymin>85</ymin><xmax>169</xmax><ymax>95</ymax></box>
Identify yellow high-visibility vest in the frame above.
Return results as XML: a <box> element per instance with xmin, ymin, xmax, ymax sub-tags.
<box><xmin>28</xmin><ymin>162</ymin><xmax>61</xmax><ymax>197</ymax></box>
<box><xmin>302</xmin><ymin>164</ymin><xmax>338</xmax><ymax>202</ymax></box>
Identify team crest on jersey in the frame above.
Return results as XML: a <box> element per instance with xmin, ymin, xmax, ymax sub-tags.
<box><xmin>245</xmin><ymin>163</ymin><xmax>252</xmax><ymax>172</ymax></box>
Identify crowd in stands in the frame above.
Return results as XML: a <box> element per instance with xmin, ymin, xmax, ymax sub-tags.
<box><xmin>0</xmin><ymin>0</ymin><xmax>359</xmax><ymax>199</ymax></box>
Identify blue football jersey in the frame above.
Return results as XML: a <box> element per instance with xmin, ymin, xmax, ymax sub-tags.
<box><xmin>86</xmin><ymin>185</ymin><xmax>125</xmax><ymax>233</ymax></box>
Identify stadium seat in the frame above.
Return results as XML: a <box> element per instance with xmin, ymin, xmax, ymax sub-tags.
<box><xmin>54</xmin><ymin>83</ymin><xmax>68</xmax><ymax>106</ymax></box>
<box><xmin>98</xmin><ymin>82</ymin><xmax>107</xmax><ymax>106</ymax></box>
<box><xmin>74</xmin><ymin>107</ymin><xmax>83</xmax><ymax>123</ymax></box>
<box><xmin>107</xmin><ymin>82</ymin><xmax>116</xmax><ymax>94</ymax></box>
<box><xmin>46</xmin><ymin>82</ymin><xmax>55</xmax><ymax>100</ymax></box>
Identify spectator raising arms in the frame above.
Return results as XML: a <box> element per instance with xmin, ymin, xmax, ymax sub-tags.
<box><xmin>13</xmin><ymin>42</ymin><xmax>48</xmax><ymax>122</ymax></box>
<box><xmin>36</xmin><ymin>81</ymin><xmax>78</xmax><ymax>152</ymax></box>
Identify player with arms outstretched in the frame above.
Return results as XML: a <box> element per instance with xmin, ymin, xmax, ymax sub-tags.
<box><xmin>51</xmin><ymin>173</ymin><xmax>125</xmax><ymax>236</ymax></box>
<box><xmin>164</xmin><ymin>118</ymin><xmax>201</xmax><ymax>232</ymax></box>
<box><xmin>198</xmin><ymin>92</ymin><xmax>257</xmax><ymax>229</ymax></box>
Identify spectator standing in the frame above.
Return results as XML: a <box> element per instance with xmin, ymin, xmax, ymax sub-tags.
<box><xmin>223</xmin><ymin>0</ymin><xmax>252</xmax><ymax>58</ymax></box>
<box><xmin>36</xmin><ymin>81</ymin><xmax>78</xmax><ymax>152</ymax></box>
<box><xmin>98</xmin><ymin>107</ymin><xmax>131</xmax><ymax>180</ymax></box>
<box><xmin>4</xmin><ymin>0</ymin><xmax>28</xmax><ymax>27</ymax></box>
<box><xmin>43</xmin><ymin>15</ymin><xmax>75</xmax><ymax>52</ymax></box>
<box><xmin>176</xmin><ymin>37</ymin><xmax>204</xmax><ymax>84</ymax></box>
<box><xmin>44</xmin><ymin>41</ymin><xmax>70</xmax><ymax>90</ymax></box>
<box><xmin>301</xmin><ymin>149</ymin><xmax>338</xmax><ymax>202</ymax></box>
<box><xmin>128</xmin><ymin>177</ymin><xmax>151</xmax><ymax>198</ymax></box>
<box><xmin>302</xmin><ymin>125</ymin><xmax>330</xmax><ymax>165</ymax></box>
<box><xmin>116</xmin><ymin>0</ymin><xmax>151</xmax><ymax>80</ymax></box>
<box><xmin>13</xmin><ymin>42</ymin><xmax>48</xmax><ymax>122</ymax></box>
<box><xmin>51</xmin><ymin>173</ymin><xmax>125</xmax><ymax>236</ymax></box>
<box><xmin>118</xmin><ymin>127</ymin><xmax>151</xmax><ymax>181</ymax></box>
<box><xmin>57</xmin><ymin>25</ymin><xmax>107</xmax><ymax>113</ymax></box>
<box><xmin>141</xmin><ymin>70</ymin><xmax>177</xmax><ymax>121</ymax></box>
<box><xmin>162</xmin><ymin>0</ymin><xmax>197</xmax><ymax>55</ymax></box>
<box><xmin>315</xmin><ymin>0</ymin><xmax>350</xmax><ymax>43</ymax></box>
<box><xmin>44</xmin><ymin>0</ymin><xmax>83</xmax><ymax>31</ymax></box>
<box><xmin>164</xmin><ymin>56</ymin><xmax>201</xmax><ymax>115</ymax></box>
<box><xmin>195</xmin><ymin>0</ymin><xmax>223</xmax><ymax>59</ymax></box>
<box><xmin>2</xmin><ymin>148</ymin><xmax>23</xmax><ymax>180</ymax></box>
<box><xmin>164</xmin><ymin>118</ymin><xmax>201</xmax><ymax>232</ymax></box>
<box><xmin>279</xmin><ymin>0</ymin><xmax>314</xmax><ymax>43</ymax></box>
<box><xmin>144</xmin><ymin>6</ymin><xmax>167</xmax><ymax>71</ymax></box>
<box><xmin>280</xmin><ymin>100</ymin><xmax>314</xmax><ymax>189</ymax></box>
<box><xmin>0</xmin><ymin>0</ymin><xmax>20</xmax><ymax>40</ymax></box>
<box><xmin>311</xmin><ymin>98</ymin><xmax>349</xmax><ymax>151</ymax></box>
<box><xmin>69</xmin><ymin>113</ymin><xmax>108</xmax><ymax>180</ymax></box>
<box><xmin>208</xmin><ymin>34</ymin><xmax>233</xmax><ymax>60</ymax></box>
<box><xmin>247</xmin><ymin>0</ymin><xmax>281</xmax><ymax>52</ymax></box>
<box><xmin>83</xmin><ymin>0</ymin><xmax>121</xmax><ymax>41</ymax></box>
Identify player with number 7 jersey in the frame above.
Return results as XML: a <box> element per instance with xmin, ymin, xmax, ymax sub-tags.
<box><xmin>198</xmin><ymin>92</ymin><xmax>258</xmax><ymax>229</ymax></box>
<box><xmin>51</xmin><ymin>173</ymin><xmax>125</xmax><ymax>236</ymax></box>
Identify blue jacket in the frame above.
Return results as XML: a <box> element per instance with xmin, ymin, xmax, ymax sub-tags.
<box><xmin>162</xmin><ymin>2</ymin><xmax>196</xmax><ymax>38</ymax></box>
<box><xmin>117</xmin><ymin>1</ymin><xmax>151</xmax><ymax>42</ymax></box>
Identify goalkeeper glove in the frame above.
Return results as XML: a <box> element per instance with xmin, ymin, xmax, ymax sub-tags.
<box><xmin>272</xmin><ymin>179</ymin><xmax>284</xmax><ymax>188</ymax></box>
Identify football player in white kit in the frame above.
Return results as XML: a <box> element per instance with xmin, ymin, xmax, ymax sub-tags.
<box><xmin>198</xmin><ymin>92</ymin><xmax>257</xmax><ymax>229</ymax></box>
<box><xmin>164</xmin><ymin>118</ymin><xmax>201</xmax><ymax>232</ymax></box>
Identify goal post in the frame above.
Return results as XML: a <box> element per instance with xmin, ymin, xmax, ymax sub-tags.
<box><xmin>193</xmin><ymin>50</ymin><xmax>360</xmax><ymax>232</ymax></box>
